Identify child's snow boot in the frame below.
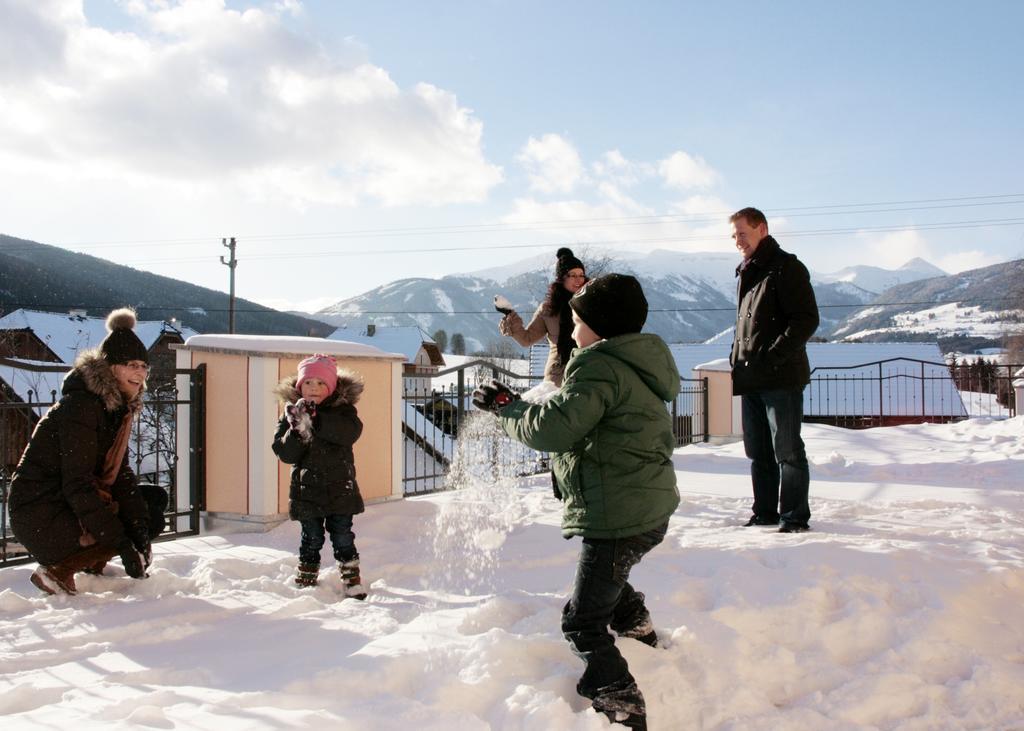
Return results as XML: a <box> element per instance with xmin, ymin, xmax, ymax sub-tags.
<box><xmin>590</xmin><ymin>678</ymin><xmax>647</xmax><ymax>730</ymax></box>
<box><xmin>340</xmin><ymin>557</ymin><xmax>367</xmax><ymax>600</ymax></box>
<box><xmin>295</xmin><ymin>561</ymin><xmax>320</xmax><ymax>587</ymax></box>
<box><xmin>617</xmin><ymin>614</ymin><xmax>658</xmax><ymax>648</ymax></box>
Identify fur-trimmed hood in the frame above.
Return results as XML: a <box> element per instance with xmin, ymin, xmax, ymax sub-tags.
<box><xmin>63</xmin><ymin>349</ymin><xmax>146</xmax><ymax>413</ymax></box>
<box><xmin>274</xmin><ymin>368</ymin><xmax>364</xmax><ymax>407</ymax></box>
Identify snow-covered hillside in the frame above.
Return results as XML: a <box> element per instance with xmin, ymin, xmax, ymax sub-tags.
<box><xmin>2</xmin><ymin>418</ymin><xmax>1022</xmax><ymax>729</ymax></box>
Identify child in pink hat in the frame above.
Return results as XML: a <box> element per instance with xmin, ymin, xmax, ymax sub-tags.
<box><xmin>272</xmin><ymin>354</ymin><xmax>368</xmax><ymax>598</ymax></box>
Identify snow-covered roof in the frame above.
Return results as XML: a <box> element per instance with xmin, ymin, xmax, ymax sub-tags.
<box><xmin>0</xmin><ymin>358</ymin><xmax>66</xmax><ymax>414</ymax></box>
<box><xmin>0</xmin><ymin>309</ymin><xmax>197</xmax><ymax>364</ymax></box>
<box><xmin>180</xmin><ymin>334</ymin><xmax>405</xmax><ymax>361</ymax></box>
<box><xmin>326</xmin><ymin>326</ymin><xmax>440</xmax><ymax>365</ymax></box>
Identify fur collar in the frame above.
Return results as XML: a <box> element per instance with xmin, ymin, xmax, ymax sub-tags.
<box><xmin>65</xmin><ymin>349</ymin><xmax>146</xmax><ymax>413</ymax></box>
<box><xmin>274</xmin><ymin>368</ymin><xmax>364</xmax><ymax>408</ymax></box>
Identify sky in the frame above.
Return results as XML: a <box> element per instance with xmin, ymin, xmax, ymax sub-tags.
<box><xmin>2</xmin><ymin>415</ymin><xmax>1023</xmax><ymax>728</ymax></box>
<box><xmin>1</xmin><ymin>0</ymin><xmax>1023</xmax><ymax>314</ymax></box>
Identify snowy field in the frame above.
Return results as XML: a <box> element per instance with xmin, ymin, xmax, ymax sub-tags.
<box><xmin>2</xmin><ymin>417</ymin><xmax>1023</xmax><ymax>730</ymax></box>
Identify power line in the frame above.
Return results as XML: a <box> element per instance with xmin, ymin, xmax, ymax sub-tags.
<box><xmin>5</xmin><ymin>216</ymin><xmax>1019</xmax><ymax>266</ymax></box>
<box><xmin>3</xmin><ymin>296</ymin><xmax>1021</xmax><ymax>317</ymax></box>
<box><xmin>18</xmin><ymin>192</ymin><xmax>1024</xmax><ymax>250</ymax></box>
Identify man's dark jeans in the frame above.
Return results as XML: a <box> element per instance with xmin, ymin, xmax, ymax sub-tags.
<box><xmin>562</xmin><ymin>522</ymin><xmax>668</xmax><ymax>697</ymax></box>
<box><xmin>299</xmin><ymin>514</ymin><xmax>357</xmax><ymax>564</ymax></box>
<box><xmin>741</xmin><ymin>388</ymin><xmax>811</xmax><ymax>526</ymax></box>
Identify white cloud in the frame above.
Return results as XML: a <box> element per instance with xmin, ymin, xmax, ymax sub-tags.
<box><xmin>516</xmin><ymin>133</ymin><xmax>584</xmax><ymax>194</ymax></box>
<box><xmin>0</xmin><ymin>0</ymin><xmax>503</xmax><ymax>207</ymax></box>
<box><xmin>859</xmin><ymin>229</ymin><xmax>929</xmax><ymax>269</ymax></box>
<box><xmin>658</xmin><ymin>150</ymin><xmax>720</xmax><ymax>189</ymax></box>
<box><xmin>935</xmin><ymin>250</ymin><xmax>1005</xmax><ymax>274</ymax></box>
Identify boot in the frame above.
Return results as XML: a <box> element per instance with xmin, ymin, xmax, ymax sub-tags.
<box><xmin>31</xmin><ymin>544</ymin><xmax>119</xmax><ymax>595</ymax></box>
<box><xmin>591</xmin><ymin>678</ymin><xmax>647</xmax><ymax>730</ymax></box>
<box><xmin>340</xmin><ymin>557</ymin><xmax>367</xmax><ymax>600</ymax></box>
<box><xmin>616</xmin><ymin>614</ymin><xmax>658</xmax><ymax>648</ymax></box>
<box><xmin>295</xmin><ymin>561</ymin><xmax>320</xmax><ymax>587</ymax></box>
<box><xmin>31</xmin><ymin>563</ymin><xmax>78</xmax><ymax>595</ymax></box>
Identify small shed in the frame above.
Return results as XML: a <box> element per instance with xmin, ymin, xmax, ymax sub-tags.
<box><xmin>174</xmin><ymin>335</ymin><xmax>406</xmax><ymax>533</ymax></box>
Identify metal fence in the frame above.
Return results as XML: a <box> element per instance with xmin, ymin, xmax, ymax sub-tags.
<box><xmin>402</xmin><ymin>360</ymin><xmax>709</xmax><ymax>495</ymax></box>
<box><xmin>806</xmin><ymin>357</ymin><xmax>1020</xmax><ymax>428</ymax></box>
<box><xmin>1</xmin><ymin>358</ymin><xmax>205</xmax><ymax>567</ymax></box>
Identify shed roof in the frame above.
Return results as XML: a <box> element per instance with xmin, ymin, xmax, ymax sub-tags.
<box><xmin>179</xmin><ymin>334</ymin><xmax>405</xmax><ymax>361</ymax></box>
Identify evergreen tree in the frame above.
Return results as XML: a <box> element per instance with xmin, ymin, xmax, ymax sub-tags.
<box><xmin>451</xmin><ymin>333</ymin><xmax>466</xmax><ymax>355</ymax></box>
<box><xmin>432</xmin><ymin>329</ymin><xmax>448</xmax><ymax>352</ymax></box>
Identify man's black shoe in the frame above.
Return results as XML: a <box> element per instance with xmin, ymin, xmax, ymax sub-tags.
<box><xmin>743</xmin><ymin>515</ymin><xmax>779</xmax><ymax>527</ymax></box>
<box><xmin>779</xmin><ymin>522</ymin><xmax>810</xmax><ymax>533</ymax></box>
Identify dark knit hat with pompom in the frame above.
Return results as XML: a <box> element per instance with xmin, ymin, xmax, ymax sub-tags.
<box><xmin>100</xmin><ymin>308</ymin><xmax>149</xmax><ymax>365</ymax></box>
<box><xmin>554</xmin><ymin>247</ymin><xmax>585</xmax><ymax>280</ymax></box>
<box><xmin>569</xmin><ymin>273</ymin><xmax>648</xmax><ymax>339</ymax></box>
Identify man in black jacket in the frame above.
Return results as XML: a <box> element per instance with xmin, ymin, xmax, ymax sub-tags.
<box><xmin>729</xmin><ymin>207</ymin><xmax>819</xmax><ymax>533</ymax></box>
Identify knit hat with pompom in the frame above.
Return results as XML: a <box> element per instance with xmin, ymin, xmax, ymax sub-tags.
<box><xmin>554</xmin><ymin>247</ymin><xmax>585</xmax><ymax>280</ymax></box>
<box><xmin>100</xmin><ymin>308</ymin><xmax>149</xmax><ymax>365</ymax></box>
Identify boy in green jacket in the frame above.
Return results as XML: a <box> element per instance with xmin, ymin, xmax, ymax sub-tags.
<box><xmin>473</xmin><ymin>273</ymin><xmax>680</xmax><ymax>730</ymax></box>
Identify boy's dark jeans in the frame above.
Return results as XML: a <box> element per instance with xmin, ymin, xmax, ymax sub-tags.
<box><xmin>562</xmin><ymin>521</ymin><xmax>668</xmax><ymax>698</ymax></box>
<box><xmin>299</xmin><ymin>514</ymin><xmax>357</xmax><ymax>564</ymax></box>
<box><xmin>741</xmin><ymin>388</ymin><xmax>811</xmax><ymax>526</ymax></box>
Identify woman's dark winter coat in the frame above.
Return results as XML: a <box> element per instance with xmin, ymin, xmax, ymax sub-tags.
<box><xmin>730</xmin><ymin>235</ymin><xmax>820</xmax><ymax>395</ymax></box>
<box><xmin>9</xmin><ymin>351</ymin><xmax>150</xmax><ymax>566</ymax></box>
<box><xmin>272</xmin><ymin>371</ymin><xmax>365</xmax><ymax>520</ymax></box>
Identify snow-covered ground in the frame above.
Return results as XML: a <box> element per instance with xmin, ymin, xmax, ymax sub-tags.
<box><xmin>2</xmin><ymin>418</ymin><xmax>1023</xmax><ymax>730</ymax></box>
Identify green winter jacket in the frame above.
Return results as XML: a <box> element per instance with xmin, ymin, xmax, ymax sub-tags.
<box><xmin>498</xmin><ymin>333</ymin><xmax>681</xmax><ymax>539</ymax></box>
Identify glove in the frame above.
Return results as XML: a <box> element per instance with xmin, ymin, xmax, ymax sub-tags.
<box><xmin>494</xmin><ymin>295</ymin><xmax>515</xmax><ymax>316</ymax></box>
<box><xmin>126</xmin><ymin>519</ymin><xmax>153</xmax><ymax>570</ymax></box>
<box><xmin>119</xmin><ymin>539</ymin><xmax>148</xmax><ymax>579</ymax></box>
<box><xmin>286</xmin><ymin>400</ymin><xmax>315</xmax><ymax>440</ymax></box>
<box><xmin>472</xmin><ymin>379</ymin><xmax>519</xmax><ymax>413</ymax></box>
<box><xmin>299</xmin><ymin>398</ymin><xmax>319</xmax><ymax>419</ymax></box>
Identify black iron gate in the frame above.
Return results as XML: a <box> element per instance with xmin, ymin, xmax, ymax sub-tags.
<box><xmin>0</xmin><ymin>359</ymin><xmax>206</xmax><ymax>567</ymax></box>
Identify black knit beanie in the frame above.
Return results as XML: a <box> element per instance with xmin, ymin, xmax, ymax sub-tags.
<box><xmin>100</xmin><ymin>308</ymin><xmax>149</xmax><ymax>365</ymax></box>
<box><xmin>554</xmin><ymin>247</ymin><xmax>585</xmax><ymax>280</ymax></box>
<box><xmin>569</xmin><ymin>273</ymin><xmax>648</xmax><ymax>339</ymax></box>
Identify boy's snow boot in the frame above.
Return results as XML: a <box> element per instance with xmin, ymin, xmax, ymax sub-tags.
<box><xmin>611</xmin><ymin>594</ymin><xmax>658</xmax><ymax>648</ymax></box>
<box><xmin>616</xmin><ymin>614</ymin><xmax>658</xmax><ymax>648</ymax></box>
<box><xmin>340</xmin><ymin>557</ymin><xmax>367</xmax><ymax>600</ymax></box>
<box><xmin>295</xmin><ymin>561</ymin><xmax>320</xmax><ymax>587</ymax></box>
<box><xmin>590</xmin><ymin>678</ymin><xmax>647</xmax><ymax>730</ymax></box>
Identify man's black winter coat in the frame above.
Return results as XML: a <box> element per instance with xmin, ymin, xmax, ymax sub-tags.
<box><xmin>730</xmin><ymin>235</ymin><xmax>820</xmax><ymax>395</ymax></box>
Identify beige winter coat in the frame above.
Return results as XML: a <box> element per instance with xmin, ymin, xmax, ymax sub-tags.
<box><xmin>499</xmin><ymin>303</ymin><xmax>566</xmax><ymax>385</ymax></box>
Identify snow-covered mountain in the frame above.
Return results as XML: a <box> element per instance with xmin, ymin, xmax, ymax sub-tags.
<box><xmin>831</xmin><ymin>258</ymin><xmax>1024</xmax><ymax>346</ymax></box>
<box><xmin>817</xmin><ymin>257</ymin><xmax>947</xmax><ymax>295</ymax></box>
<box><xmin>316</xmin><ymin>250</ymin><xmax>959</xmax><ymax>350</ymax></box>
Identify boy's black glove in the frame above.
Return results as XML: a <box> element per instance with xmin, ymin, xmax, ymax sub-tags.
<box><xmin>494</xmin><ymin>295</ymin><xmax>515</xmax><ymax>316</ymax></box>
<box><xmin>118</xmin><ymin>539</ymin><xmax>148</xmax><ymax>579</ymax></box>
<box><xmin>472</xmin><ymin>380</ymin><xmax>519</xmax><ymax>413</ymax></box>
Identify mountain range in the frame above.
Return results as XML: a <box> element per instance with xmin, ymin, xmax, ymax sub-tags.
<box><xmin>2</xmin><ymin>233</ymin><xmax>1020</xmax><ymax>353</ymax></box>
<box><xmin>317</xmin><ymin>249</ymin><xmax>1020</xmax><ymax>352</ymax></box>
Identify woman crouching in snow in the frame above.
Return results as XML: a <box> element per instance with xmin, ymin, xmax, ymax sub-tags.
<box><xmin>10</xmin><ymin>308</ymin><xmax>156</xmax><ymax>595</ymax></box>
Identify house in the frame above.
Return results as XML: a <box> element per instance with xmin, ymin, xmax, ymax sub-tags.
<box><xmin>0</xmin><ymin>308</ymin><xmax>198</xmax><ymax>387</ymax></box>
<box><xmin>327</xmin><ymin>324</ymin><xmax>444</xmax><ymax>394</ymax></box>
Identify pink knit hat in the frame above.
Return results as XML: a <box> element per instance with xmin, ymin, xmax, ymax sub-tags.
<box><xmin>296</xmin><ymin>354</ymin><xmax>338</xmax><ymax>394</ymax></box>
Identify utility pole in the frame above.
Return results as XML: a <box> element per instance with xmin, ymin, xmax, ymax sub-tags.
<box><xmin>220</xmin><ymin>237</ymin><xmax>238</xmax><ymax>334</ymax></box>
